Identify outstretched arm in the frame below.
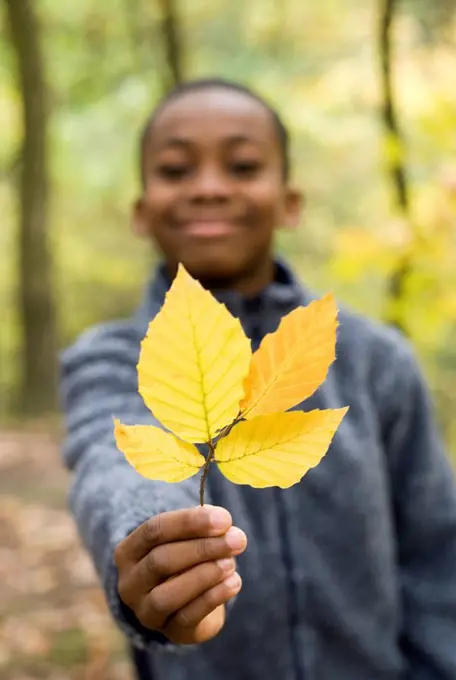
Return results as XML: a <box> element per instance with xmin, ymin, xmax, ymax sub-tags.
<box><xmin>60</xmin><ymin>323</ymin><xmax>244</xmax><ymax>650</ymax></box>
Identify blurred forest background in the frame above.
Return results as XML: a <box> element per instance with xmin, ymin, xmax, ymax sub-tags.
<box><xmin>0</xmin><ymin>0</ymin><xmax>455</xmax><ymax>678</ymax></box>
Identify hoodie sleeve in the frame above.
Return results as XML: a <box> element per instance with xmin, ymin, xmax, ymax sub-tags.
<box><xmin>59</xmin><ymin>321</ymin><xmax>208</xmax><ymax>652</ymax></box>
<box><xmin>378</xmin><ymin>336</ymin><xmax>456</xmax><ymax>679</ymax></box>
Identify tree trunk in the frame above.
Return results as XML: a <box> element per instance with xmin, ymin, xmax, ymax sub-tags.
<box><xmin>4</xmin><ymin>0</ymin><xmax>58</xmax><ymax>414</ymax></box>
<box><xmin>157</xmin><ymin>0</ymin><xmax>184</xmax><ymax>90</ymax></box>
<box><xmin>378</xmin><ymin>0</ymin><xmax>412</xmax><ymax>333</ymax></box>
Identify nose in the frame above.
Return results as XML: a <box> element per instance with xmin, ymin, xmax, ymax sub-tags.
<box><xmin>188</xmin><ymin>164</ymin><xmax>232</xmax><ymax>204</ymax></box>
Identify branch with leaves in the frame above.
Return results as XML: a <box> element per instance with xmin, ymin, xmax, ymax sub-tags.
<box><xmin>114</xmin><ymin>266</ymin><xmax>348</xmax><ymax>505</ymax></box>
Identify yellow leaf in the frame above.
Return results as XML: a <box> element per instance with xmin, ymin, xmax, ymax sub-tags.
<box><xmin>215</xmin><ymin>408</ymin><xmax>348</xmax><ymax>488</ymax></box>
<box><xmin>240</xmin><ymin>295</ymin><xmax>337</xmax><ymax>419</ymax></box>
<box><xmin>114</xmin><ymin>419</ymin><xmax>205</xmax><ymax>482</ymax></box>
<box><xmin>138</xmin><ymin>264</ymin><xmax>252</xmax><ymax>443</ymax></box>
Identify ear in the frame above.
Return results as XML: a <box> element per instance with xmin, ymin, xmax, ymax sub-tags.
<box><xmin>131</xmin><ymin>197</ymin><xmax>149</xmax><ymax>239</ymax></box>
<box><xmin>281</xmin><ymin>187</ymin><xmax>304</xmax><ymax>230</ymax></box>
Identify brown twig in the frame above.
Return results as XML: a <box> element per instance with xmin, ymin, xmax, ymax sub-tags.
<box><xmin>199</xmin><ymin>441</ymin><xmax>215</xmax><ymax>506</ymax></box>
<box><xmin>199</xmin><ymin>412</ymin><xmax>242</xmax><ymax>505</ymax></box>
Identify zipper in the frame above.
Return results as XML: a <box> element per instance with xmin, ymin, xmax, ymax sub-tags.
<box><xmin>274</xmin><ymin>487</ymin><xmax>305</xmax><ymax>680</ymax></box>
<box><xmin>245</xmin><ymin>296</ymin><xmax>304</xmax><ymax>678</ymax></box>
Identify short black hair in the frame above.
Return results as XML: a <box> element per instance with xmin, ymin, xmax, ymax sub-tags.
<box><xmin>139</xmin><ymin>77</ymin><xmax>290</xmax><ymax>188</ymax></box>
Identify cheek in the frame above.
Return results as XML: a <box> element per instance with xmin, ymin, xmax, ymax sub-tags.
<box><xmin>143</xmin><ymin>185</ymin><xmax>176</xmax><ymax>219</ymax></box>
<box><xmin>245</xmin><ymin>180</ymin><xmax>285</xmax><ymax>223</ymax></box>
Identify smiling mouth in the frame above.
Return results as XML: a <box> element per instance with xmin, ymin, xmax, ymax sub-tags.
<box><xmin>180</xmin><ymin>220</ymin><xmax>239</xmax><ymax>238</ymax></box>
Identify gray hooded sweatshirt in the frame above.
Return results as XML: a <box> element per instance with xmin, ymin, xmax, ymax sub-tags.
<box><xmin>60</xmin><ymin>260</ymin><xmax>456</xmax><ymax>680</ymax></box>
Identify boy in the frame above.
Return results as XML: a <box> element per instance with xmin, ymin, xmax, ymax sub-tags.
<box><xmin>60</xmin><ymin>78</ymin><xmax>456</xmax><ymax>680</ymax></box>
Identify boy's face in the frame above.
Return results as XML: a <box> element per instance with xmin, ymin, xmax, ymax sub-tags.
<box><xmin>134</xmin><ymin>88</ymin><xmax>302</xmax><ymax>291</ymax></box>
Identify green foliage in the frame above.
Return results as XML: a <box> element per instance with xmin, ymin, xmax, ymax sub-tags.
<box><xmin>401</xmin><ymin>0</ymin><xmax>456</xmax><ymax>43</ymax></box>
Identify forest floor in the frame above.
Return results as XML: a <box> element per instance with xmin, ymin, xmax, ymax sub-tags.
<box><xmin>0</xmin><ymin>424</ymin><xmax>134</xmax><ymax>680</ymax></box>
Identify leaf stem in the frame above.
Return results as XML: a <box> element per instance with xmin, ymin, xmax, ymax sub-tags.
<box><xmin>217</xmin><ymin>412</ymin><xmax>241</xmax><ymax>440</ymax></box>
<box><xmin>199</xmin><ymin>413</ymin><xmax>242</xmax><ymax>505</ymax></box>
<box><xmin>200</xmin><ymin>441</ymin><xmax>215</xmax><ymax>506</ymax></box>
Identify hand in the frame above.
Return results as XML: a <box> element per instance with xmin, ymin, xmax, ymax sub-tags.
<box><xmin>114</xmin><ymin>505</ymin><xmax>247</xmax><ymax>645</ymax></box>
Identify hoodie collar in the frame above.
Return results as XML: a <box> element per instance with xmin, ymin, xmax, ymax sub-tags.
<box><xmin>135</xmin><ymin>258</ymin><xmax>311</xmax><ymax>344</ymax></box>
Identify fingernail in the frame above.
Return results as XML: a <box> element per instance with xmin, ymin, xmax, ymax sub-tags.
<box><xmin>216</xmin><ymin>558</ymin><xmax>235</xmax><ymax>571</ymax></box>
<box><xmin>225</xmin><ymin>527</ymin><xmax>247</xmax><ymax>552</ymax></box>
<box><xmin>208</xmin><ymin>507</ymin><xmax>231</xmax><ymax>530</ymax></box>
<box><xmin>224</xmin><ymin>572</ymin><xmax>242</xmax><ymax>591</ymax></box>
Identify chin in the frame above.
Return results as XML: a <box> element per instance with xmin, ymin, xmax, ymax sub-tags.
<box><xmin>178</xmin><ymin>253</ymin><xmax>243</xmax><ymax>288</ymax></box>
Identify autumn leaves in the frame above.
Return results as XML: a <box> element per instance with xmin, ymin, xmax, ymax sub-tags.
<box><xmin>114</xmin><ymin>265</ymin><xmax>348</xmax><ymax>500</ymax></box>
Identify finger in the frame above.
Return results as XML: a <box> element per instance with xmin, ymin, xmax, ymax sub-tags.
<box><xmin>133</xmin><ymin>527</ymin><xmax>246</xmax><ymax>592</ymax></box>
<box><xmin>165</xmin><ymin>604</ymin><xmax>226</xmax><ymax>646</ymax></box>
<box><xmin>115</xmin><ymin>505</ymin><xmax>232</xmax><ymax>565</ymax></box>
<box><xmin>136</xmin><ymin>559</ymin><xmax>235</xmax><ymax>630</ymax></box>
<box><xmin>169</xmin><ymin>572</ymin><xmax>242</xmax><ymax>631</ymax></box>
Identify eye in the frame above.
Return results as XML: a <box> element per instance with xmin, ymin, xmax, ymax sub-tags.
<box><xmin>229</xmin><ymin>160</ymin><xmax>262</xmax><ymax>178</ymax></box>
<box><xmin>156</xmin><ymin>164</ymin><xmax>191</xmax><ymax>180</ymax></box>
